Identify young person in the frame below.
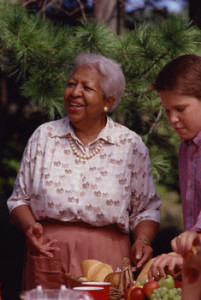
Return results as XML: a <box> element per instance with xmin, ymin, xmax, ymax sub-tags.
<box><xmin>148</xmin><ymin>54</ymin><xmax>201</xmax><ymax>280</ymax></box>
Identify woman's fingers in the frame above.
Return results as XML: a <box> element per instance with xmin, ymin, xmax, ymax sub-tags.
<box><xmin>132</xmin><ymin>240</ymin><xmax>153</xmax><ymax>269</ymax></box>
<box><xmin>38</xmin><ymin>239</ymin><xmax>60</xmax><ymax>257</ymax></box>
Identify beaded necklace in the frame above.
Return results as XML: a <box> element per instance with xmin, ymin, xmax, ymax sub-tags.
<box><xmin>68</xmin><ymin>134</ymin><xmax>104</xmax><ymax>159</ymax></box>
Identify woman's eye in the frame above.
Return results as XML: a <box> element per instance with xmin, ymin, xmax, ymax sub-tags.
<box><xmin>67</xmin><ymin>82</ymin><xmax>75</xmax><ymax>87</ymax></box>
<box><xmin>84</xmin><ymin>85</ymin><xmax>92</xmax><ymax>91</ymax></box>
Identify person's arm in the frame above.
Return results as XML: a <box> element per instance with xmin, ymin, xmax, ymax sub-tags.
<box><xmin>10</xmin><ymin>204</ymin><xmax>36</xmax><ymax>233</ymax></box>
<box><xmin>131</xmin><ymin>220</ymin><xmax>159</xmax><ymax>269</ymax></box>
<box><xmin>129</xmin><ymin>140</ymin><xmax>161</xmax><ymax>269</ymax></box>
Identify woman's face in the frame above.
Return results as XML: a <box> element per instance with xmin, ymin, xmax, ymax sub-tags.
<box><xmin>159</xmin><ymin>90</ymin><xmax>201</xmax><ymax>141</ymax></box>
<box><xmin>64</xmin><ymin>65</ymin><xmax>107</xmax><ymax>129</ymax></box>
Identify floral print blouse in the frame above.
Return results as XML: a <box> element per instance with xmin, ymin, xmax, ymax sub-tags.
<box><xmin>7</xmin><ymin>116</ymin><xmax>161</xmax><ymax>233</ymax></box>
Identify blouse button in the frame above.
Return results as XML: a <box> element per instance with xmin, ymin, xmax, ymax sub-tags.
<box><xmin>77</xmin><ymin>210</ymin><xmax>81</xmax><ymax>219</ymax></box>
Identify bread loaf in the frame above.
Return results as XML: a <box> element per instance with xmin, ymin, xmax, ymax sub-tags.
<box><xmin>81</xmin><ymin>259</ymin><xmax>114</xmax><ymax>282</ymax></box>
<box><xmin>136</xmin><ymin>257</ymin><xmax>156</xmax><ymax>282</ymax></box>
<box><xmin>104</xmin><ymin>272</ymin><xmax>121</xmax><ymax>287</ymax></box>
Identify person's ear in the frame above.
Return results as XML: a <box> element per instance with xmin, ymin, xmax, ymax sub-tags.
<box><xmin>105</xmin><ymin>96</ymin><xmax>116</xmax><ymax>111</ymax></box>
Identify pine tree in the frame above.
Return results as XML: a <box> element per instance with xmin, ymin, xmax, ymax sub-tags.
<box><xmin>0</xmin><ymin>3</ymin><xmax>201</xmax><ymax>297</ymax></box>
<box><xmin>1</xmin><ymin>0</ymin><xmax>201</xmax><ymax>187</ymax></box>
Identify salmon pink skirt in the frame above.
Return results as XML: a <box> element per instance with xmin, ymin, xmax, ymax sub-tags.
<box><xmin>22</xmin><ymin>221</ymin><xmax>131</xmax><ymax>290</ymax></box>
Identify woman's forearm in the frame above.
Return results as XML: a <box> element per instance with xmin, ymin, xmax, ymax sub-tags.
<box><xmin>10</xmin><ymin>204</ymin><xmax>36</xmax><ymax>234</ymax></box>
<box><xmin>133</xmin><ymin>220</ymin><xmax>159</xmax><ymax>245</ymax></box>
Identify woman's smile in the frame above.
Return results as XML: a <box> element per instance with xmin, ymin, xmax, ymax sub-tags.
<box><xmin>68</xmin><ymin>101</ymin><xmax>85</xmax><ymax>112</ymax></box>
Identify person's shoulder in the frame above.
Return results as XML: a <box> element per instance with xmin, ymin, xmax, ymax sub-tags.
<box><xmin>32</xmin><ymin>117</ymin><xmax>69</xmax><ymax>136</ymax></box>
<box><xmin>109</xmin><ymin>117</ymin><xmax>144</xmax><ymax>144</ymax></box>
<box><xmin>36</xmin><ymin>117</ymin><xmax>68</xmax><ymax>130</ymax></box>
<box><xmin>28</xmin><ymin>117</ymin><xmax>69</xmax><ymax>143</ymax></box>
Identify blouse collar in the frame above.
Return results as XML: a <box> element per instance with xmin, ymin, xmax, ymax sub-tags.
<box><xmin>49</xmin><ymin>116</ymin><xmax>122</xmax><ymax>146</ymax></box>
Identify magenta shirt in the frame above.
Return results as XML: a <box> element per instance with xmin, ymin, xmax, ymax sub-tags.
<box><xmin>179</xmin><ymin>131</ymin><xmax>201</xmax><ymax>231</ymax></box>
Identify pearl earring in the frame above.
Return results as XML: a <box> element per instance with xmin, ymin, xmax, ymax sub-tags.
<box><xmin>104</xmin><ymin>106</ymin><xmax>108</xmax><ymax>113</ymax></box>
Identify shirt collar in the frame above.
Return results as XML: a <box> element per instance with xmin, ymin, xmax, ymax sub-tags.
<box><xmin>186</xmin><ymin>131</ymin><xmax>201</xmax><ymax>147</ymax></box>
<box><xmin>97</xmin><ymin>116</ymin><xmax>121</xmax><ymax>146</ymax></box>
<box><xmin>49</xmin><ymin>116</ymin><xmax>121</xmax><ymax>146</ymax></box>
<box><xmin>49</xmin><ymin>117</ymin><xmax>72</xmax><ymax>137</ymax></box>
<box><xmin>192</xmin><ymin>131</ymin><xmax>201</xmax><ymax>147</ymax></box>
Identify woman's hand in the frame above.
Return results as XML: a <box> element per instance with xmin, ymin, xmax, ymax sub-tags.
<box><xmin>131</xmin><ymin>239</ymin><xmax>153</xmax><ymax>270</ymax></box>
<box><xmin>25</xmin><ymin>222</ymin><xmax>60</xmax><ymax>258</ymax></box>
<box><xmin>132</xmin><ymin>220</ymin><xmax>159</xmax><ymax>270</ymax></box>
<box><xmin>171</xmin><ymin>231</ymin><xmax>201</xmax><ymax>256</ymax></box>
<box><xmin>148</xmin><ymin>254</ymin><xmax>183</xmax><ymax>281</ymax></box>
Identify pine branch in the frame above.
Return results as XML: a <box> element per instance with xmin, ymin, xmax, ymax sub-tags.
<box><xmin>140</xmin><ymin>52</ymin><xmax>169</xmax><ymax>76</ymax></box>
<box><xmin>147</xmin><ymin>106</ymin><xmax>163</xmax><ymax>136</ymax></box>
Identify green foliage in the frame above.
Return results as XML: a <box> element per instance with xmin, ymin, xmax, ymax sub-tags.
<box><xmin>1</xmin><ymin>3</ymin><xmax>201</xmax><ymax>198</ymax></box>
<box><xmin>73</xmin><ymin>21</ymin><xmax>119</xmax><ymax>56</ymax></box>
<box><xmin>150</xmin><ymin>156</ymin><xmax>171</xmax><ymax>183</ymax></box>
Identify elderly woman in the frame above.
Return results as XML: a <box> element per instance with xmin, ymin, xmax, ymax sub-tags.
<box><xmin>7</xmin><ymin>52</ymin><xmax>161</xmax><ymax>290</ymax></box>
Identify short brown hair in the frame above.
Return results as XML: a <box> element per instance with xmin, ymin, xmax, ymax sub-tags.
<box><xmin>151</xmin><ymin>54</ymin><xmax>201</xmax><ymax>99</ymax></box>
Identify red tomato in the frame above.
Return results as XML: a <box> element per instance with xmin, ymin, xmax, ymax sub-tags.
<box><xmin>143</xmin><ymin>280</ymin><xmax>160</xmax><ymax>298</ymax></box>
<box><xmin>130</xmin><ymin>287</ymin><xmax>146</xmax><ymax>300</ymax></box>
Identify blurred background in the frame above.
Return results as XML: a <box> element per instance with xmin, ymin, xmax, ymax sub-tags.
<box><xmin>1</xmin><ymin>0</ymin><xmax>201</xmax><ymax>298</ymax></box>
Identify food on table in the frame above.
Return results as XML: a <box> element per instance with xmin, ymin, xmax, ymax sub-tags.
<box><xmin>81</xmin><ymin>259</ymin><xmax>113</xmax><ymax>282</ymax></box>
<box><xmin>104</xmin><ymin>272</ymin><xmax>121</xmax><ymax>288</ymax></box>
<box><xmin>128</xmin><ymin>286</ymin><xmax>145</xmax><ymax>300</ymax></box>
<box><xmin>68</xmin><ymin>256</ymin><xmax>183</xmax><ymax>299</ymax></box>
<box><xmin>136</xmin><ymin>257</ymin><xmax>156</xmax><ymax>282</ymax></box>
<box><xmin>150</xmin><ymin>286</ymin><xmax>182</xmax><ymax>300</ymax></box>
<box><xmin>158</xmin><ymin>275</ymin><xmax>175</xmax><ymax>289</ymax></box>
<box><xmin>142</xmin><ymin>280</ymin><xmax>160</xmax><ymax>298</ymax></box>
<box><xmin>183</xmin><ymin>245</ymin><xmax>197</xmax><ymax>259</ymax></box>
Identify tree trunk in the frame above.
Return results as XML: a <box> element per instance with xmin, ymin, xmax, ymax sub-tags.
<box><xmin>94</xmin><ymin>0</ymin><xmax>125</xmax><ymax>34</ymax></box>
<box><xmin>189</xmin><ymin>0</ymin><xmax>201</xmax><ymax>28</ymax></box>
<box><xmin>0</xmin><ymin>72</ymin><xmax>8</xmax><ymax>164</ymax></box>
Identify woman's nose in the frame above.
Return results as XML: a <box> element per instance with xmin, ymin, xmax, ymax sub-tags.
<box><xmin>71</xmin><ymin>85</ymin><xmax>82</xmax><ymax>97</ymax></box>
